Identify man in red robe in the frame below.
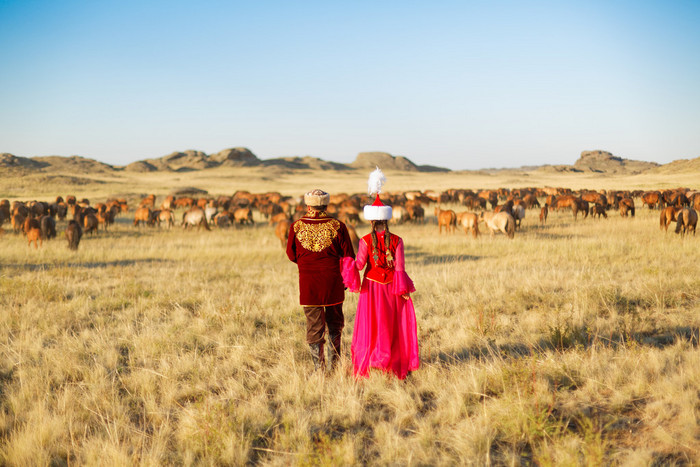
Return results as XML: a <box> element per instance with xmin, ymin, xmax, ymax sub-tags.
<box><xmin>286</xmin><ymin>189</ymin><xmax>356</xmax><ymax>371</ymax></box>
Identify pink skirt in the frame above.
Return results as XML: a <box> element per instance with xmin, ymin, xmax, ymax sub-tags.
<box><xmin>350</xmin><ymin>278</ymin><xmax>419</xmax><ymax>380</ymax></box>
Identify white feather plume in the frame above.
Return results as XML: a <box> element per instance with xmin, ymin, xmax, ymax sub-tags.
<box><xmin>367</xmin><ymin>167</ymin><xmax>386</xmax><ymax>195</ymax></box>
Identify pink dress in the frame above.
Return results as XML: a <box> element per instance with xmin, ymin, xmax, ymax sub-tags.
<box><xmin>341</xmin><ymin>232</ymin><xmax>419</xmax><ymax>379</ymax></box>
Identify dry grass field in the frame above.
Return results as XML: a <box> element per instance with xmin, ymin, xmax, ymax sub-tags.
<box><xmin>1</xmin><ymin>168</ymin><xmax>699</xmax><ymax>465</ymax></box>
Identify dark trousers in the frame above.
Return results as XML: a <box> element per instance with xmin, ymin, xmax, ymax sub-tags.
<box><xmin>304</xmin><ymin>304</ymin><xmax>344</xmax><ymax>345</ymax></box>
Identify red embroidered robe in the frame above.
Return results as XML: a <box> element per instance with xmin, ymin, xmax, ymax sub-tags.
<box><xmin>286</xmin><ymin>212</ymin><xmax>355</xmax><ymax>306</ymax></box>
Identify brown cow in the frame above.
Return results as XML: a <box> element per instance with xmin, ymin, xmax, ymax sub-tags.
<box><xmin>435</xmin><ymin>207</ymin><xmax>456</xmax><ymax>234</ymax></box>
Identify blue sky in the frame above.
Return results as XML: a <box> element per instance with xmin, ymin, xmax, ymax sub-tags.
<box><xmin>1</xmin><ymin>0</ymin><xmax>698</xmax><ymax>170</ymax></box>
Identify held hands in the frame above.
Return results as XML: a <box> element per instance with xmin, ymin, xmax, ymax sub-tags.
<box><xmin>401</xmin><ymin>293</ymin><xmax>411</xmax><ymax>301</ymax></box>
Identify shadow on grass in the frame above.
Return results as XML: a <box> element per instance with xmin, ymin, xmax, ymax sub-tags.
<box><xmin>405</xmin><ymin>247</ymin><xmax>482</xmax><ymax>265</ymax></box>
<box><xmin>7</xmin><ymin>258</ymin><xmax>174</xmax><ymax>271</ymax></box>
<box><xmin>427</xmin><ymin>326</ymin><xmax>699</xmax><ymax>365</ymax></box>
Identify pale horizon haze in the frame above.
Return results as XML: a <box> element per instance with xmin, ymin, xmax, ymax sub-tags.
<box><xmin>1</xmin><ymin>0</ymin><xmax>699</xmax><ymax>170</ymax></box>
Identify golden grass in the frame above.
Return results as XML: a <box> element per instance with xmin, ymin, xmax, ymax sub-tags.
<box><xmin>1</xmin><ymin>170</ymin><xmax>699</xmax><ymax>465</ymax></box>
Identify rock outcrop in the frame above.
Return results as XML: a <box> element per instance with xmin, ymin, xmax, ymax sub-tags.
<box><xmin>0</xmin><ymin>153</ymin><xmax>47</xmax><ymax>169</ymax></box>
<box><xmin>573</xmin><ymin>150</ymin><xmax>659</xmax><ymax>174</ymax></box>
<box><xmin>350</xmin><ymin>152</ymin><xmax>420</xmax><ymax>171</ymax></box>
<box><xmin>210</xmin><ymin>148</ymin><xmax>260</xmax><ymax>167</ymax></box>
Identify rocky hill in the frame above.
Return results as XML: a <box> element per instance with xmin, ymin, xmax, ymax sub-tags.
<box><xmin>573</xmin><ymin>150</ymin><xmax>659</xmax><ymax>174</ymax></box>
<box><xmin>645</xmin><ymin>156</ymin><xmax>700</xmax><ymax>174</ymax></box>
<box><xmin>349</xmin><ymin>151</ymin><xmax>450</xmax><ymax>172</ymax></box>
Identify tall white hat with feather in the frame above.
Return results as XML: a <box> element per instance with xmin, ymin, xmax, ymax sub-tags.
<box><xmin>363</xmin><ymin>167</ymin><xmax>392</xmax><ymax>221</ymax></box>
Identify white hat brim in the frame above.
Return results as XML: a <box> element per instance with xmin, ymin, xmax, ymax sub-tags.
<box><xmin>363</xmin><ymin>205</ymin><xmax>392</xmax><ymax>221</ymax></box>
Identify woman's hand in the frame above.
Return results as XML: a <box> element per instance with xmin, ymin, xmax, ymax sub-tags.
<box><xmin>401</xmin><ymin>293</ymin><xmax>411</xmax><ymax>300</ymax></box>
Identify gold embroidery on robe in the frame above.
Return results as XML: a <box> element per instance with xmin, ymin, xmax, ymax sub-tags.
<box><xmin>294</xmin><ymin>219</ymin><xmax>340</xmax><ymax>252</ymax></box>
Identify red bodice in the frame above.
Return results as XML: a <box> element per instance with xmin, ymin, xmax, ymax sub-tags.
<box><xmin>361</xmin><ymin>232</ymin><xmax>400</xmax><ymax>284</ymax></box>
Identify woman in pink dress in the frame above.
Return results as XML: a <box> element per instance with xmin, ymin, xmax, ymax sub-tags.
<box><xmin>342</xmin><ymin>168</ymin><xmax>419</xmax><ymax>379</ymax></box>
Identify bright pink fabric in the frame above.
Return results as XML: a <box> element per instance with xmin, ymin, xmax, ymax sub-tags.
<box><xmin>351</xmin><ymin>236</ymin><xmax>419</xmax><ymax>380</ymax></box>
<box><xmin>340</xmin><ymin>256</ymin><xmax>361</xmax><ymax>292</ymax></box>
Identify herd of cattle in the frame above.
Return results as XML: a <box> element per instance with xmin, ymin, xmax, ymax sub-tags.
<box><xmin>1</xmin><ymin>186</ymin><xmax>698</xmax><ymax>251</ymax></box>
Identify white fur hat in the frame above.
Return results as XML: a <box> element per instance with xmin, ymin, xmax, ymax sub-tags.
<box><xmin>363</xmin><ymin>195</ymin><xmax>392</xmax><ymax>221</ymax></box>
<box><xmin>363</xmin><ymin>167</ymin><xmax>392</xmax><ymax>221</ymax></box>
<box><xmin>304</xmin><ymin>189</ymin><xmax>330</xmax><ymax>207</ymax></box>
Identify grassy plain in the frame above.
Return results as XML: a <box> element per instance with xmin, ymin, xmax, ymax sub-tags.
<box><xmin>1</xmin><ymin>168</ymin><xmax>699</xmax><ymax>465</ymax></box>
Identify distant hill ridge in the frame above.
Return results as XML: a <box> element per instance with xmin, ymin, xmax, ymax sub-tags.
<box><xmin>1</xmin><ymin>149</ymin><xmax>696</xmax><ymax>175</ymax></box>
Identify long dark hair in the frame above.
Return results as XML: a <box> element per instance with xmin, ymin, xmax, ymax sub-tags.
<box><xmin>370</xmin><ymin>220</ymin><xmax>393</xmax><ymax>268</ymax></box>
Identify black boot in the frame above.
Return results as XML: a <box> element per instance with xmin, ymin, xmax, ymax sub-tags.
<box><xmin>328</xmin><ymin>332</ymin><xmax>342</xmax><ymax>371</ymax></box>
<box><xmin>309</xmin><ymin>343</ymin><xmax>325</xmax><ymax>372</ymax></box>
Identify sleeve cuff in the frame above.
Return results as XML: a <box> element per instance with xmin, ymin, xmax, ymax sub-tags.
<box><xmin>392</xmin><ymin>270</ymin><xmax>416</xmax><ymax>296</ymax></box>
<box><xmin>340</xmin><ymin>256</ymin><xmax>361</xmax><ymax>292</ymax></box>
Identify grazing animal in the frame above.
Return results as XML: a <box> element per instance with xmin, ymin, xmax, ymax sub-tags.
<box><xmin>274</xmin><ymin>219</ymin><xmax>291</xmax><ymax>248</ymax></box>
<box><xmin>133</xmin><ymin>207</ymin><xmax>152</xmax><ymax>227</ymax></box>
<box><xmin>457</xmin><ymin>211</ymin><xmax>479</xmax><ymax>238</ymax></box>
<box><xmin>158</xmin><ymin>209</ymin><xmax>175</xmax><ymax>228</ymax></box>
<box><xmin>435</xmin><ymin>207</ymin><xmax>457</xmax><ymax>234</ymax></box>
<box><xmin>660</xmin><ymin>206</ymin><xmax>680</xmax><ymax>232</ymax></box>
<box><xmin>674</xmin><ymin>208</ymin><xmax>697</xmax><ymax>237</ymax></box>
<box><xmin>553</xmin><ymin>195</ymin><xmax>582</xmax><ymax>219</ymax></box>
<box><xmin>494</xmin><ymin>200</ymin><xmax>514</xmax><ymax>216</ymax></box>
<box><xmin>511</xmin><ymin>204</ymin><xmax>525</xmax><ymax>229</ymax></box>
<box><xmin>66</xmin><ymin>220</ymin><xmax>82</xmax><ymax>250</ymax></box>
<box><xmin>391</xmin><ymin>205</ymin><xmax>408</xmax><ymax>224</ymax></box>
<box><xmin>481</xmin><ymin>211</ymin><xmax>515</xmax><ymax>238</ymax></box>
<box><xmin>523</xmin><ymin>194</ymin><xmax>541</xmax><ymax>209</ymax></box>
<box><xmin>591</xmin><ymin>204</ymin><xmax>608</xmax><ymax>219</ymax></box>
<box><xmin>539</xmin><ymin>205</ymin><xmax>548</xmax><ymax>224</ymax></box>
<box><xmin>27</xmin><ymin>225</ymin><xmax>42</xmax><ymax>249</ymax></box>
<box><xmin>204</xmin><ymin>205</ymin><xmax>218</xmax><ymax>223</ymax></box>
<box><xmin>619</xmin><ymin>198</ymin><xmax>635</xmax><ymax>217</ymax></box>
<box><xmin>214</xmin><ymin>212</ymin><xmax>232</xmax><ymax>228</ymax></box>
<box><xmin>641</xmin><ymin>191</ymin><xmax>661</xmax><ymax>209</ymax></box>
<box><xmin>233</xmin><ymin>208</ymin><xmax>254</xmax><ymax>225</ymax></box>
<box><xmin>83</xmin><ymin>213</ymin><xmax>99</xmax><ymax>235</ymax></box>
<box><xmin>12</xmin><ymin>212</ymin><xmax>26</xmax><ymax>233</ymax></box>
<box><xmin>405</xmin><ymin>200</ymin><xmax>425</xmax><ymax>223</ymax></box>
<box><xmin>269</xmin><ymin>212</ymin><xmax>288</xmax><ymax>226</ymax></box>
<box><xmin>338</xmin><ymin>205</ymin><xmax>361</xmax><ymax>225</ymax></box>
<box><xmin>23</xmin><ymin>216</ymin><xmax>40</xmax><ymax>236</ymax></box>
<box><xmin>574</xmin><ymin>199</ymin><xmax>589</xmax><ymax>220</ymax></box>
<box><xmin>182</xmin><ymin>207</ymin><xmax>211</xmax><ymax>230</ymax></box>
<box><xmin>40</xmin><ymin>215</ymin><xmax>57</xmax><ymax>240</ymax></box>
